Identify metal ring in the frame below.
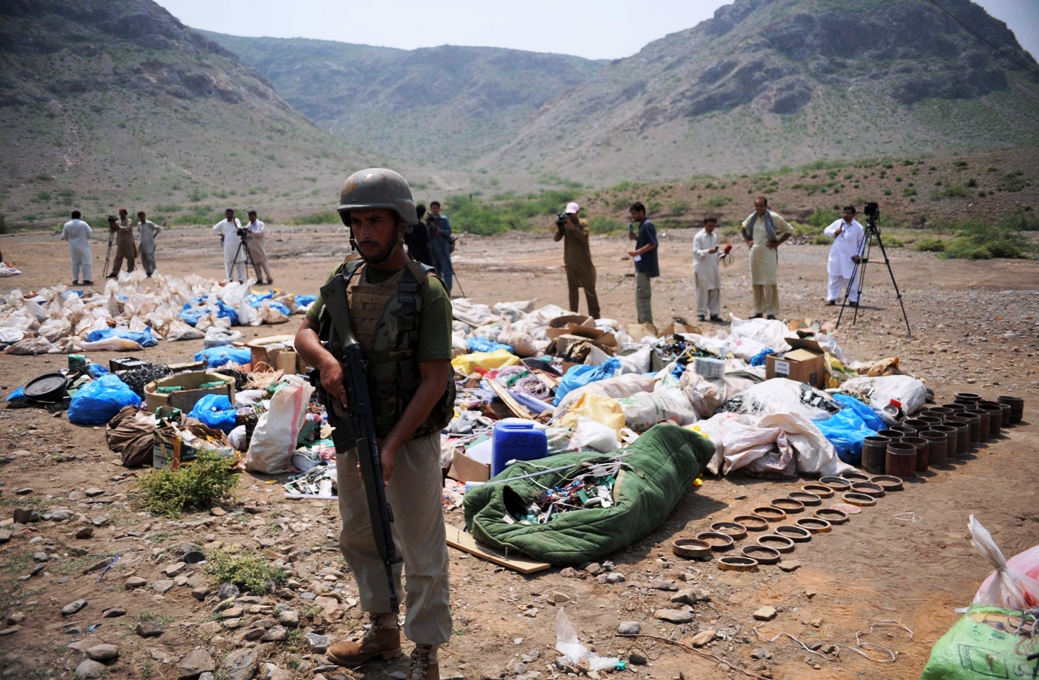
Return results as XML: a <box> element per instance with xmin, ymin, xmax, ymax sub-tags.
<box><xmin>774</xmin><ymin>525</ymin><xmax>812</xmax><ymax>543</ymax></box>
<box><xmin>841</xmin><ymin>492</ymin><xmax>877</xmax><ymax>507</ymax></box>
<box><xmin>757</xmin><ymin>534</ymin><xmax>796</xmax><ymax>553</ymax></box>
<box><xmin>796</xmin><ymin>517</ymin><xmax>832</xmax><ymax>534</ymax></box>
<box><xmin>819</xmin><ymin>476</ymin><xmax>852</xmax><ymax>491</ymax></box>
<box><xmin>696</xmin><ymin>531</ymin><xmax>735</xmax><ymax>552</ymax></box>
<box><xmin>840</xmin><ymin>471</ymin><xmax>871</xmax><ymax>482</ymax></box>
<box><xmin>869</xmin><ymin>475</ymin><xmax>904</xmax><ymax>492</ymax></box>
<box><xmin>710</xmin><ymin>522</ymin><xmax>748</xmax><ymax>541</ymax></box>
<box><xmin>801</xmin><ymin>484</ymin><xmax>834</xmax><ymax>499</ymax></box>
<box><xmin>718</xmin><ymin>556</ymin><xmax>759</xmax><ymax>572</ymax></box>
<box><xmin>814</xmin><ymin>508</ymin><xmax>849</xmax><ymax>524</ymax></box>
<box><xmin>788</xmin><ymin>491</ymin><xmax>822</xmax><ymax>506</ymax></box>
<box><xmin>753</xmin><ymin>507</ymin><xmax>787</xmax><ymax>522</ymax></box>
<box><xmin>770</xmin><ymin>498</ymin><xmax>805</xmax><ymax>514</ymax></box>
<box><xmin>733</xmin><ymin>515</ymin><xmax>769</xmax><ymax>532</ymax></box>
<box><xmin>850</xmin><ymin>482</ymin><xmax>884</xmax><ymax>498</ymax></box>
<box><xmin>741</xmin><ymin>545</ymin><xmax>781</xmax><ymax>565</ymax></box>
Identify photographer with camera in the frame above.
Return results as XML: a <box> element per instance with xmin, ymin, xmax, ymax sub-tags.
<box><xmin>426</xmin><ymin>201</ymin><xmax>454</xmax><ymax>295</ymax></box>
<box><xmin>213</xmin><ymin>208</ymin><xmax>246</xmax><ymax>282</ymax></box>
<box><xmin>107</xmin><ymin>208</ymin><xmax>137</xmax><ymax>278</ymax></box>
<box><xmin>552</xmin><ymin>202</ymin><xmax>600</xmax><ymax>319</ymax></box>
<box><xmin>824</xmin><ymin>206</ymin><xmax>864</xmax><ymax>307</ymax></box>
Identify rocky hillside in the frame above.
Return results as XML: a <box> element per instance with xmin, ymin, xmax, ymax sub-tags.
<box><xmin>0</xmin><ymin>0</ymin><xmax>369</xmax><ymax>227</ymax></box>
<box><xmin>202</xmin><ymin>32</ymin><xmax>606</xmax><ymax>165</ymax></box>
<box><xmin>479</xmin><ymin>0</ymin><xmax>1039</xmax><ymax>184</ymax></box>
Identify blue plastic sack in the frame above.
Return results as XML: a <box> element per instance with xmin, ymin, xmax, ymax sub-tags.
<box><xmin>833</xmin><ymin>393</ymin><xmax>885</xmax><ymax>431</ymax></box>
<box><xmin>86</xmin><ymin>327</ymin><xmax>157</xmax><ymax>348</ymax></box>
<box><xmin>194</xmin><ymin>346</ymin><xmax>252</xmax><ymax>368</ymax></box>
<box><xmin>749</xmin><ymin>348</ymin><xmax>775</xmax><ymax>367</ymax></box>
<box><xmin>178</xmin><ymin>303</ymin><xmax>205</xmax><ymax>327</ymax></box>
<box><xmin>6</xmin><ymin>387</ymin><xmax>24</xmax><ymax>401</ymax></box>
<box><xmin>817</xmin><ymin>400</ymin><xmax>879</xmax><ymax>466</ymax></box>
<box><xmin>553</xmin><ymin>358</ymin><xmax>622</xmax><ymax>406</ymax></box>
<box><xmin>88</xmin><ymin>364</ymin><xmax>109</xmax><ymax>377</ymax></box>
<box><xmin>68</xmin><ymin>374</ymin><xmax>142</xmax><ymax>426</ymax></box>
<box><xmin>295</xmin><ymin>295</ymin><xmax>316</xmax><ymax>309</ymax></box>
<box><xmin>468</xmin><ymin>336</ymin><xmax>513</xmax><ymax>354</ymax></box>
<box><xmin>188</xmin><ymin>394</ymin><xmax>237</xmax><ymax>433</ymax></box>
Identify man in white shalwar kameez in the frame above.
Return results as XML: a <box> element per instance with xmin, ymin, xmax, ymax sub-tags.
<box><xmin>824</xmin><ymin>206</ymin><xmax>865</xmax><ymax>306</ymax></box>
<box><xmin>61</xmin><ymin>211</ymin><xmax>94</xmax><ymax>285</ymax></box>
<box><xmin>693</xmin><ymin>215</ymin><xmax>723</xmax><ymax>322</ymax></box>
<box><xmin>213</xmin><ymin>209</ymin><xmax>246</xmax><ymax>282</ymax></box>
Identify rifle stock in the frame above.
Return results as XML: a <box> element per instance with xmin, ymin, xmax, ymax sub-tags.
<box><xmin>314</xmin><ymin>273</ymin><xmax>402</xmax><ymax>613</ymax></box>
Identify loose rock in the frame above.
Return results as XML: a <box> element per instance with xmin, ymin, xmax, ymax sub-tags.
<box><xmin>125</xmin><ymin>576</ymin><xmax>147</xmax><ymax>589</ymax></box>
<box><xmin>102</xmin><ymin>607</ymin><xmax>126</xmax><ymax>618</ymax></box>
<box><xmin>778</xmin><ymin>561</ymin><xmax>801</xmax><ymax>573</ymax></box>
<box><xmin>75</xmin><ymin>527</ymin><xmax>94</xmax><ymax>539</ymax></box>
<box><xmin>152</xmin><ymin>580</ymin><xmax>175</xmax><ymax>594</ymax></box>
<box><xmin>7</xmin><ymin>612</ymin><xmax>25</xmax><ymax>625</ymax></box>
<box><xmin>277</xmin><ymin>610</ymin><xmax>299</xmax><ymax>628</ymax></box>
<box><xmin>61</xmin><ymin>600</ymin><xmax>88</xmax><ymax>616</ymax></box>
<box><xmin>305</xmin><ymin>632</ymin><xmax>331</xmax><ymax>654</ymax></box>
<box><xmin>177</xmin><ymin>648</ymin><xmax>216</xmax><ymax>678</ymax></box>
<box><xmin>221</xmin><ymin>648</ymin><xmax>258</xmax><ymax>680</ymax></box>
<box><xmin>260</xmin><ymin>625</ymin><xmax>288</xmax><ymax>642</ymax></box>
<box><xmin>217</xmin><ymin>583</ymin><xmax>240</xmax><ymax>601</ymax></box>
<box><xmin>13</xmin><ymin>508</ymin><xmax>38</xmax><ymax>524</ymax></box>
<box><xmin>75</xmin><ymin>660</ymin><xmax>107</xmax><ymax>679</ymax></box>
<box><xmin>655</xmin><ymin>609</ymin><xmax>694</xmax><ymax>624</ymax></box>
<box><xmin>690</xmin><ymin>630</ymin><xmax>716</xmax><ymax>647</ymax></box>
<box><xmin>753</xmin><ymin>606</ymin><xmax>778</xmax><ymax>622</ymax></box>
<box><xmin>618</xmin><ymin>621</ymin><xmax>641</xmax><ymax>635</ymax></box>
<box><xmin>137</xmin><ymin>621</ymin><xmax>165</xmax><ymax>638</ymax></box>
<box><xmin>628</xmin><ymin>650</ymin><xmax>647</xmax><ymax>665</ymax></box>
<box><xmin>85</xmin><ymin>644</ymin><xmax>119</xmax><ymax>662</ymax></box>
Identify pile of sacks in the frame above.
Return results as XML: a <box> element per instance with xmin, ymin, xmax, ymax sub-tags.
<box><xmin>444</xmin><ymin>302</ymin><xmax>929</xmax><ymax>480</ymax></box>
<box><xmin>0</xmin><ymin>270</ymin><xmax>315</xmax><ymax>355</ymax></box>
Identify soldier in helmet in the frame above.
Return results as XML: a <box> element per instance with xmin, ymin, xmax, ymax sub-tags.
<box><xmin>293</xmin><ymin>169</ymin><xmax>453</xmax><ymax>680</ymax></box>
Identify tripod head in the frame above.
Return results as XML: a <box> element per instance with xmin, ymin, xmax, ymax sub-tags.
<box><xmin>864</xmin><ymin>201</ymin><xmax>880</xmax><ymax>234</ymax></box>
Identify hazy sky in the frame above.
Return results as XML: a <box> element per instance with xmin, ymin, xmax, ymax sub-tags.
<box><xmin>157</xmin><ymin>0</ymin><xmax>1039</xmax><ymax>62</ymax></box>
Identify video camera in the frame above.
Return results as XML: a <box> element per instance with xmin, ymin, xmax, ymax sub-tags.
<box><xmin>864</xmin><ymin>201</ymin><xmax>880</xmax><ymax>222</ymax></box>
<box><xmin>425</xmin><ymin>213</ymin><xmax>436</xmax><ymax>226</ymax></box>
<box><xmin>555</xmin><ymin>211</ymin><xmax>568</xmax><ymax>236</ymax></box>
<box><xmin>237</xmin><ymin>227</ymin><xmax>250</xmax><ymax>240</ymax></box>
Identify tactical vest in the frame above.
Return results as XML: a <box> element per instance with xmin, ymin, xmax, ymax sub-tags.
<box><xmin>322</xmin><ymin>258</ymin><xmax>455</xmax><ymax>440</ymax></box>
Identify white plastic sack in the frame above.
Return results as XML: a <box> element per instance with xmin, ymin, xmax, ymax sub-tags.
<box><xmin>227</xmin><ymin>425</ymin><xmax>248</xmax><ymax>451</ymax></box>
<box><xmin>238</xmin><ymin>299</ymin><xmax>260</xmax><ymax>327</ymax></box>
<box><xmin>813</xmin><ymin>332</ymin><xmax>849</xmax><ymax>365</ymax></box>
<box><xmin>0</xmin><ymin>263</ymin><xmax>21</xmax><ymax>277</ymax></box>
<box><xmin>617</xmin><ymin>344</ymin><xmax>653</xmax><ymax>374</ymax></box>
<box><xmin>839</xmin><ymin>375</ymin><xmax>928</xmax><ymax>424</ymax></box>
<box><xmin>498</xmin><ymin>326</ymin><xmax>536</xmax><ymax>358</ymax></box>
<box><xmin>4</xmin><ymin>335</ymin><xmax>58</xmax><ymax>355</ymax></box>
<box><xmin>167</xmin><ymin>319</ymin><xmax>205</xmax><ymax>341</ymax></box>
<box><xmin>204</xmin><ymin>326</ymin><xmax>243</xmax><ymax>348</ymax></box>
<box><xmin>257</xmin><ymin>301</ymin><xmax>289</xmax><ymax>325</ymax></box>
<box><xmin>729</xmin><ymin>315</ymin><xmax>794</xmax><ymax>353</ymax></box>
<box><xmin>679</xmin><ymin>371</ymin><xmax>727</xmax><ymax>418</ymax></box>
<box><xmin>730</xmin><ymin>378</ymin><xmax>835</xmax><ymax>421</ymax></box>
<box><xmin>570</xmin><ymin>416</ymin><xmax>620</xmax><ymax>453</ymax></box>
<box><xmin>76</xmin><ymin>336</ymin><xmax>144</xmax><ymax>352</ymax></box>
<box><xmin>553</xmin><ymin>373</ymin><xmax>657</xmax><ymax>418</ymax></box>
<box><xmin>245</xmin><ymin>377</ymin><xmax>315</xmax><ymax>474</ymax></box>
<box><xmin>0</xmin><ymin>328</ymin><xmax>25</xmax><ymax>346</ymax></box>
<box><xmin>969</xmin><ymin>515</ymin><xmax>1039</xmax><ymax>609</ymax></box>
<box><xmin>37</xmin><ymin>318</ymin><xmax>71</xmax><ymax>343</ymax></box>
<box><xmin>617</xmin><ymin>386</ymin><xmax>697</xmax><ymax>432</ymax></box>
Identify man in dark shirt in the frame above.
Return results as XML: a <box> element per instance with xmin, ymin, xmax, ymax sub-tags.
<box><xmin>627</xmin><ymin>201</ymin><xmax>659</xmax><ymax>327</ymax></box>
<box><xmin>404</xmin><ymin>203</ymin><xmax>434</xmax><ymax>266</ymax></box>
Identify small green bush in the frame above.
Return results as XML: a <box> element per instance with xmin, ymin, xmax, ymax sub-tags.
<box><xmin>915</xmin><ymin>237</ymin><xmax>945</xmax><ymax>252</ymax></box>
<box><xmin>942</xmin><ymin>238</ymin><xmax>991</xmax><ymax>259</ymax></box>
<box><xmin>939</xmin><ymin>185</ymin><xmax>970</xmax><ymax>198</ymax></box>
<box><xmin>205</xmin><ymin>550</ymin><xmax>287</xmax><ymax>595</ymax></box>
<box><xmin>136</xmin><ymin>451</ymin><xmax>238</xmax><ymax>517</ymax></box>
<box><xmin>812</xmin><ymin>234</ymin><xmax>832</xmax><ymax>246</ymax></box>
<box><xmin>884</xmin><ymin>236</ymin><xmax>905</xmax><ymax>248</ymax></box>
<box><xmin>704</xmin><ymin>195</ymin><xmax>733</xmax><ymax>209</ymax></box>
<box><xmin>589</xmin><ymin>216</ymin><xmax>623</xmax><ymax>234</ymax></box>
<box><xmin>666</xmin><ymin>200</ymin><xmax>689</xmax><ymax>216</ymax></box>
<box><xmin>289</xmin><ymin>211</ymin><xmax>339</xmax><ymax>225</ymax></box>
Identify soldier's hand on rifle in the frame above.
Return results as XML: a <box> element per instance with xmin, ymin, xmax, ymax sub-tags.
<box><xmin>319</xmin><ymin>355</ymin><xmax>349</xmax><ymax>410</ymax></box>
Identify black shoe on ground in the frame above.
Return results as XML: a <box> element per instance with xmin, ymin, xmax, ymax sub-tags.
<box><xmin>710</xmin><ymin>315</ymin><xmax>723</xmax><ymax>322</ymax></box>
<box><xmin>750</xmin><ymin>313</ymin><xmax>763</xmax><ymax>319</ymax></box>
<box><xmin>72</xmin><ymin>280</ymin><xmax>80</xmax><ymax>285</ymax></box>
<box><xmin>106</xmin><ymin>274</ymin><xmax>116</xmax><ymax>279</ymax></box>
<box><xmin>83</xmin><ymin>280</ymin><xmax>94</xmax><ymax>285</ymax></box>
<box><xmin>767</xmin><ymin>314</ymin><xmax>776</xmax><ymax>320</ymax></box>
<box><xmin>266</xmin><ymin>278</ymin><xmax>274</xmax><ymax>285</ymax></box>
<box><xmin>850</xmin><ymin>301</ymin><xmax>859</xmax><ymax>307</ymax></box>
<box><xmin>697</xmin><ymin>314</ymin><xmax>706</xmax><ymax>322</ymax></box>
<box><xmin>826</xmin><ymin>300</ymin><xmax>836</xmax><ymax>306</ymax></box>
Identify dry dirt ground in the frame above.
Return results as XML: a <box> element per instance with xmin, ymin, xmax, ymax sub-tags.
<box><xmin>0</xmin><ymin>225</ymin><xmax>1037</xmax><ymax>680</ymax></box>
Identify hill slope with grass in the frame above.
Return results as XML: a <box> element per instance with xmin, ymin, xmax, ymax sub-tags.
<box><xmin>478</xmin><ymin>0</ymin><xmax>1039</xmax><ymax>185</ymax></box>
<box><xmin>0</xmin><ymin>0</ymin><xmax>371</xmax><ymax>229</ymax></box>
<box><xmin>201</xmin><ymin>32</ymin><xmax>607</xmax><ymax>166</ymax></box>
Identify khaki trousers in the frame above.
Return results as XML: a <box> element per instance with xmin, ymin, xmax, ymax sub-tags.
<box><xmin>635</xmin><ymin>272</ymin><xmax>653</xmax><ymax>325</ymax></box>
<box><xmin>752</xmin><ymin>284</ymin><xmax>780</xmax><ymax>316</ymax></box>
<box><xmin>565</xmin><ymin>265</ymin><xmax>600</xmax><ymax>319</ymax></box>
<box><xmin>336</xmin><ymin>433</ymin><xmax>451</xmax><ymax>646</ymax></box>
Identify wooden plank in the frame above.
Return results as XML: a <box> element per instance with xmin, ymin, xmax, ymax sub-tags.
<box><xmin>486</xmin><ymin>380</ymin><xmax>534</xmax><ymax>420</ymax></box>
<box><xmin>444</xmin><ymin>523</ymin><xmax>551</xmax><ymax>574</ymax></box>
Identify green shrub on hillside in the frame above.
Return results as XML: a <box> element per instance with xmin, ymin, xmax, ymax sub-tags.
<box><xmin>589</xmin><ymin>216</ymin><xmax>624</xmax><ymax>234</ymax></box>
<box><xmin>915</xmin><ymin>237</ymin><xmax>945</xmax><ymax>252</ymax></box>
<box><xmin>136</xmin><ymin>451</ymin><xmax>238</xmax><ymax>517</ymax></box>
<box><xmin>288</xmin><ymin>211</ymin><xmax>338</xmax><ymax>225</ymax></box>
<box><xmin>936</xmin><ymin>219</ymin><xmax>1028</xmax><ymax>260</ymax></box>
<box><xmin>206</xmin><ymin>550</ymin><xmax>286</xmax><ymax>595</ymax></box>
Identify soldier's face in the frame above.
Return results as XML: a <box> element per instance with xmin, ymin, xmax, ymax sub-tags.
<box><xmin>351</xmin><ymin>209</ymin><xmax>400</xmax><ymax>260</ymax></box>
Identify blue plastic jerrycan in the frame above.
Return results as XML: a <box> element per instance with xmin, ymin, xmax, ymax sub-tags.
<box><xmin>491</xmin><ymin>419</ymin><xmax>548</xmax><ymax>476</ymax></box>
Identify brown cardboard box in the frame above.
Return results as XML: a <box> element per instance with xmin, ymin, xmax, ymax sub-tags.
<box><xmin>248</xmin><ymin>334</ymin><xmax>306</xmax><ymax>374</ymax></box>
<box><xmin>144</xmin><ymin>371</ymin><xmax>236</xmax><ymax>413</ymax></box>
<box><xmin>766</xmin><ymin>338</ymin><xmax>827</xmax><ymax>388</ymax></box>
<box><xmin>449</xmin><ymin>448</ymin><xmax>491</xmax><ymax>482</ymax></box>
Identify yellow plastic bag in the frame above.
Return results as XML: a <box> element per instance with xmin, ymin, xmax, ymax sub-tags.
<box><xmin>557</xmin><ymin>392</ymin><xmax>625</xmax><ymax>432</ymax></box>
<box><xmin>450</xmin><ymin>349</ymin><xmax>520</xmax><ymax>374</ymax></box>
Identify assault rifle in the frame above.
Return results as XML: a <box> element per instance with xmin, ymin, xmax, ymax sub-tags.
<box><xmin>311</xmin><ymin>273</ymin><xmax>402</xmax><ymax>613</ymax></box>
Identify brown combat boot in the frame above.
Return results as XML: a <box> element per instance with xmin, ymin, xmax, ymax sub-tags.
<box><xmin>408</xmin><ymin>644</ymin><xmax>439</xmax><ymax>680</ymax></box>
<box><xmin>326</xmin><ymin>615</ymin><xmax>402</xmax><ymax>667</ymax></box>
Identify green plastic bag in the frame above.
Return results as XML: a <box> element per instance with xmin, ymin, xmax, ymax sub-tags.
<box><xmin>920</xmin><ymin>607</ymin><xmax>1038</xmax><ymax>680</ymax></box>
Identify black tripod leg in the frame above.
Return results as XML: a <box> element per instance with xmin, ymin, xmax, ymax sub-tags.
<box><xmin>872</xmin><ymin>234</ymin><xmax>911</xmax><ymax>336</ymax></box>
<box><xmin>851</xmin><ymin>238</ymin><xmax>871</xmax><ymax>326</ymax></box>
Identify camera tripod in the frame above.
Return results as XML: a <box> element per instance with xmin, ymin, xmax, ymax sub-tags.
<box><xmin>229</xmin><ymin>229</ymin><xmax>257</xmax><ymax>284</ymax></box>
<box><xmin>103</xmin><ymin>229</ymin><xmax>116</xmax><ymax>278</ymax></box>
<box><xmin>836</xmin><ymin>208</ymin><xmax>911</xmax><ymax>335</ymax></box>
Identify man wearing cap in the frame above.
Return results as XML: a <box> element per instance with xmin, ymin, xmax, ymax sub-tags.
<box><xmin>107</xmin><ymin>208</ymin><xmax>137</xmax><ymax>278</ymax></box>
<box><xmin>553</xmin><ymin>202</ymin><xmax>600</xmax><ymax>319</ymax></box>
<box><xmin>741</xmin><ymin>195</ymin><xmax>793</xmax><ymax>319</ymax></box>
<box><xmin>693</xmin><ymin>215</ymin><xmax>723</xmax><ymax>322</ymax></box>
<box><xmin>824</xmin><ymin>206</ymin><xmax>864</xmax><ymax>307</ymax></box>
<box><xmin>293</xmin><ymin>168</ymin><xmax>453</xmax><ymax>680</ymax></box>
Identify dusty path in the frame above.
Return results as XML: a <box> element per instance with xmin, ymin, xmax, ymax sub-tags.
<box><xmin>0</xmin><ymin>226</ymin><xmax>1037</xmax><ymax>680</ymax></box>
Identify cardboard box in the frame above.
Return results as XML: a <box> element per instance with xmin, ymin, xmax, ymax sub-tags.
<box><xmin>448</xmin><ymin>438</ymin><xmax>492</xmax><ymax>482</ymax></box>
<box><xmin>144</xmin><ymin>371</ymin><xmax>236</xmax><ymax>413</ymax></box>
<box><xmin>248</xmin><ymin>334</ymin><xmax>306</xmax><ymax>374</ymax></box>
<box><xmin>766</xmin><ymin>338</ymin><xmax>827</xmax><ymax>388</ymax></box>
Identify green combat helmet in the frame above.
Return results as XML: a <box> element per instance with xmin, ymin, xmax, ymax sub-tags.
<box><xmin>337</xmin><ymin>168</ymin><xmax>418</xmax><ymax>226</ymax></box>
